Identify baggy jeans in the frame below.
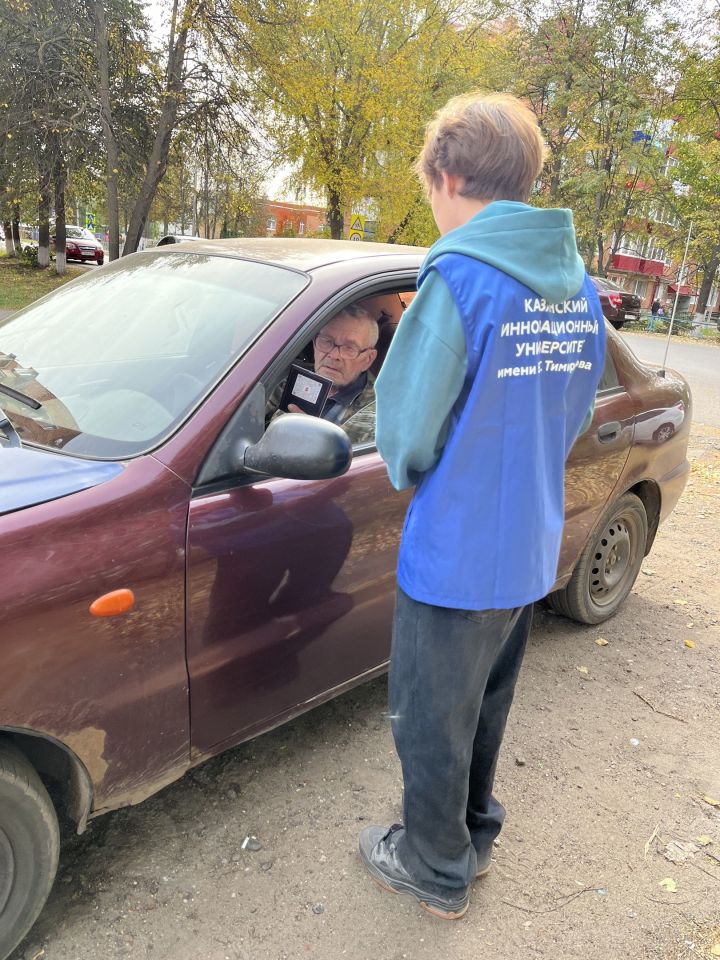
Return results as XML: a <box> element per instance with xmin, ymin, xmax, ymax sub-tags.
<box><xmin>389</xmin><ymin>587</ymin><xmax>533</xmax><ymax>896</ymax></box>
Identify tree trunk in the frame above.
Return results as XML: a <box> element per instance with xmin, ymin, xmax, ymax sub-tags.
<box><xmin>54</xmin><ymin>157</ymin><xmax>67</xmax><ymax>276</ymax></box>
<box><xmin>38</xmin><ymin>161</ymin><xmax>52</xmax><ymax>268</ymax></box>
<box><xmin>596</xmin><ymin>234</ymin><xmax>605</xmax><ymax>275</ymax></box>
<box><xmin>11</xmin><ymin>205</ymin><xmax>21</xmax><ymax>253</ymax></box>
<box><xmin>122</xmin><ymin>0</ymin><xmax>190</xmax><ymax>255</ymax></box>
<box><xmin>386</xmin><ymin>196</ymin><xmax>422</xmax><ymax>244</ymax></box>
<box><xmin>3</xmin><ymin>220</ymin><xmax>14</xmax><ymax>256</ymax></box>
<box><xmin>90</xmin><ymin>0</ymin><xmax>121</xmax><ymax>261</ymax></box>
<box><xmin>327</xmin><ymin>188</ymin><xmax>344</xmax><ymax>240</ymax></box>
<box><xmin>695</xmin><ymin>245</ymin><xmax>720</xmax><ymax>315</ymax></box>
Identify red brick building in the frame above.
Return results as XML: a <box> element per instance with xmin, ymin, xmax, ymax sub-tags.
<box><xmin>264</xmin><ymin>201</ymin><xmax>327</xmax><ymax>237</ymax></box>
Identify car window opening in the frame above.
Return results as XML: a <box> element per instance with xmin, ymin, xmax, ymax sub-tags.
<box><xmin>264</xmin><ymin>289</ymin><xmax>416</xmax><ymax>450</ymax></box>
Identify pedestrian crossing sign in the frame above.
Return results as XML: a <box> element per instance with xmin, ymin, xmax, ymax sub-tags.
<box><xmin>348</xmin><ymin>214</ymin><xmax>365</xmax><ymax>241</ymax></box>
<box><xmin>85</xmin><ymin>212</ymin><xmax>96</xmax><ymax>231</ymax></box>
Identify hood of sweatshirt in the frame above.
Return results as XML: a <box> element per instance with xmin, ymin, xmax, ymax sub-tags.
<box><xmin>422</xmin><ymin>201</ymin><xmax>586</xmax><ymax>305</ymax></box>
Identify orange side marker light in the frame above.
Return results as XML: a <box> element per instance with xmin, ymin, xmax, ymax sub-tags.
<box><xmin>89</xmin><ymin>589</ymin><xmax>135</xmax><ymax>617</ymax></box>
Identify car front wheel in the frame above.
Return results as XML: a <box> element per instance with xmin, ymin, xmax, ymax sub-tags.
<box><xmin>547</xmin><ymin>492</ymin><xmax>648</xmax><ymax>624</ymax></box>
<box><xmin>0</xmin><ymin>741</ymin><xmax>60</xmax><ymax>960</ymax></box>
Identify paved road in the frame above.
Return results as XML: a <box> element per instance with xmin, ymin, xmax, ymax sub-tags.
<box><xmin>622</xmin><ymin>332</ymin><xmax>719</xmax><ymax>428</ymax></box>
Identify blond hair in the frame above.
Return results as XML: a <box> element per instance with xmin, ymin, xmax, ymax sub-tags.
<box><xmin>416</xmin><ymin>92</ymin><xmax>547</xmax><ymax>203</ymax></box>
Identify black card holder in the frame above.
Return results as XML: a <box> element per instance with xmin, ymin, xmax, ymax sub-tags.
<box><xmin>278</xmin><ymin>364</ymin><xmax>333</xmax><ymax>416</ymax></box>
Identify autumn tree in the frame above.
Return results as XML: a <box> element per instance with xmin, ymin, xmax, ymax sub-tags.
<box><xmin>222</xmin><ymin>0</ymin><xmax>487</xmax><ymax>240</ymax></box>
<box><xmin>669</xmin><ymin>35</ymin><xmax>720</xmax><ymax>314</ymax></box>
<box><xmin>0</xmin><ymin>0</ymin><xmax>96</xmax><ymax>272</ymax></box>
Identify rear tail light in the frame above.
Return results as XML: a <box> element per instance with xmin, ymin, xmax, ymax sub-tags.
<box><xmin>609</xmin><ymin>294</ymin><xmax>623</xmax><ymax>307</ymax></box>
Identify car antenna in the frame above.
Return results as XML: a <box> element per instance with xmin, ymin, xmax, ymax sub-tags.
<box><xmin>659</xmin><ymin>221</ymin><xmax>693</xmax><ymax>378</ymax></box>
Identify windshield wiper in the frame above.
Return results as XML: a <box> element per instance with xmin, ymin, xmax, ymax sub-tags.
<box><xmin>0</xmin><ymin>382</ymin><xmax>42</xmax><ymax>410</ymax></box>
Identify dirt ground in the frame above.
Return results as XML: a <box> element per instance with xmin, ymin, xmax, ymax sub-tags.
<box><xmin>13</xmin><ymin>426</ymin><xmax>720</xmax><ymax>960</ymax></box>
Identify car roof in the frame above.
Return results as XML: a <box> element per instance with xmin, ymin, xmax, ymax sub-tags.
<box><xmin>159</xmin><ymin>237</ymin><xmax>427</xmax><ymax>271</ymax></box>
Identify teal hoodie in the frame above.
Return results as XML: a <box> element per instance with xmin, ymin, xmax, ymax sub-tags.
<box><xmin>425</xmin><ymin>200</ymin><xmax>586</xmax><ymax>303</ymax></box>
<box><xmin>375</xmin><ymin>201</ymin><xmax>591</xmax><ymax>491</ymax></box>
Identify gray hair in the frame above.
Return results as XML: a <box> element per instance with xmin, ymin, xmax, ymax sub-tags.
<box><xmin>332</xmin><ymin>304</ymin><xmax>379</xmax><ymax>348</ymax></box>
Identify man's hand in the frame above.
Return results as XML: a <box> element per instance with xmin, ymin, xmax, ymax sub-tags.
<box><xmin>287</xmin><ymin>403</ymin><xmax>306</xmax><ymax>414</ymax></box>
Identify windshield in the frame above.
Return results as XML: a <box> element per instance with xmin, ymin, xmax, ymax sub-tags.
<box><xmin>0</xmin><ymin>252</ymin><xmax>307</xmax><ymax>458</ymax></box>
<box><xmin>64</xmin><ymin>226</ymin><xmax>96</xmax><ymax>240</ymax></box>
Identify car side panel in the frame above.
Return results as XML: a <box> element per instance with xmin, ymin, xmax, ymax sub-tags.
<box><xmin>186</xmin><ymin>452</ymin><xmax>410</xmax><ymax>755</ymax></box>
<box><xmin>556</xmin><ymin>389</ymin><xmax>635</xmax><ymax>584</ymax></box>
<box><xmin>0</xmin><ymin>458</ymin><xmax>191</xmax><ymax>813</ymax></box>
<box><xmin>615</xmin><ymin>366</ymin><xmax>692</xmax><ymax>523</ymax></box>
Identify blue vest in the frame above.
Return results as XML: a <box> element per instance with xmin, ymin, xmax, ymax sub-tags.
<box><xmin>397</xmin><ymin>254</ymin><xmax>606</xmax><ymax>610</ymax></box>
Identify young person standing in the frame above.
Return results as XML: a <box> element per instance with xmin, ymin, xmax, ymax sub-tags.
<box><xmin>360</xmin><ymin>92</ymin><xmax>606</xmax><ymax>920</ymax></box>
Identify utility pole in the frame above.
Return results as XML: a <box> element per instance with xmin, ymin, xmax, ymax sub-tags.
<box><xmin>661</xmin><ymin>221</ymin><xmax>692</xmax><ymax>373</ymax></box>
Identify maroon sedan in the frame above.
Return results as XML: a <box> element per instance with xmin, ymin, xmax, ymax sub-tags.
<box><xmin>50</xmin><ymin>225</ymin><xmax>105</xmax><ymax>265</ymax></box>
<box><xmin>0</xmin><ymin>239</ymin><xmax>691</xmax><ymax>958</ymax></box>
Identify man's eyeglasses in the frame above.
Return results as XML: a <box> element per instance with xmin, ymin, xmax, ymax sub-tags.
<box><xmin>313</xmin><ymin>333</ymin><xmax>373</xmax><ymax>361</ymax></box>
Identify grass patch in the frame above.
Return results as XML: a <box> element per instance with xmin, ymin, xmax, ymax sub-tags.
<box><xmin>0</xmin><ymin>255</ymin><xmax>83</xmax><ymax>311</ymax></box>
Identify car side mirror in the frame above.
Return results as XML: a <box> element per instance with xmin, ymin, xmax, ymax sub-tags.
<box><xmin>240</xmin><ymin>414</ymin><xmax>352</xmax><ymax>480</ymax></box>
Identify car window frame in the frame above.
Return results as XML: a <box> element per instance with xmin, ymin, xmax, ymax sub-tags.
<box><xmin>194</xmin><ymin>269</ymin><xmax>419</xmax><ymax>492</ymax></box>
<box><xmin>596</xmin><ymin>340</ymin><xmax>624</xmax><ymax>398</ymax></box>
<box><xmin>258</xmin><ymin>269</ymin><xmax>419</xmax><ymax>453</ymax></box>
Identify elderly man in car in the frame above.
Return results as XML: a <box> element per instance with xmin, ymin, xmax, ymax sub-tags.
<box><xmin>269</xmin><ymin>304</ymin><xmax>379</xmax><ymax>441</ymax></box>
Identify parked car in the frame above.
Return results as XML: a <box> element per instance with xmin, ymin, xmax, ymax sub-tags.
<box><xmin>591</xmin><ymin>276</ymin><xmax>642</xmax><ymax>329</ymax></box>
<box><xmin>634</xmin><ymin>401</ymin><xmax>686</xmax><ymax>444</ymax></box>
<box><xmin>51</xmin><ymin>225</ymin><xmax>105</xmax><ymax>265</ymax></box>
<box><xmin>0</xmin><ymin>239</ymin><xmax>691</xmax><ymax>958</ymax></box>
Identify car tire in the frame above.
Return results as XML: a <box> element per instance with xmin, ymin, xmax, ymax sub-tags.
<box><xmin>653</xmin><ymin>422</ymin><xmax>675</xmax><ymax>443</ymax></box>
<box><xmin>0</xmin><ymin>741</ymin><xmax>60</xmax><ymax>960</ymax></box>
<box><xmin>547</xmin><ymin>492</ymin><xmax>648</xmax><ymax>624</ymax></box>
<box><xmin>611</xmin><ymin>320</ymin><xmax>625</xmax><ymax>330</ymax></box>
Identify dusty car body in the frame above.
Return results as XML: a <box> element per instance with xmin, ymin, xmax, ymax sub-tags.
<box><xmin>0</xmin><ymin>239</ymin><xmax>691</xmax><ymax>958</ymax></box>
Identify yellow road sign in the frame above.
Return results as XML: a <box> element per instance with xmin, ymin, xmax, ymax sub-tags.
<box><xmin>348</xmin><ymin>213</ymin><xmax>365</xmax><ymax>241</ymax></box>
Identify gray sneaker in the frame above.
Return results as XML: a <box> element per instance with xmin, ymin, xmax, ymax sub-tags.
<box><xmin>358</xmin><ymin>824</ymin><xmax>469</xmax><ymax>920</ymax></box>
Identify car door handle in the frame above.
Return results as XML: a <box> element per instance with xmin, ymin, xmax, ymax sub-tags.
<box><xmin>597</xmin><ymin>421</ymin><xmax>621</xmax><ymax>443</ymax></box>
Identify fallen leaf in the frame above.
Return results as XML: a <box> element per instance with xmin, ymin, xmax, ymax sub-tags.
<box><xmin>595</xmin><ymin>637</ymin><xmax>609</xmax><ymax>646</ymax></box>
<box><xmin>642</xmin><ymin>568</ymin><xmax>656</xmax><ymax>576</ymax></box>
<box><xmin>684</xmin><ymin>639</ymin><xmax>695</xmax><ymax>649</ymax></box>
<box><xmin>686</xmin><ymin>622</ymin><xmax>694</xmax><ymax>628</ymax></box>
<box><xmin>673</xmin><ymin>599</ymin><xmax>688</xmax><ymax>606</ymax></box>
<box><xmin>702</xmin><ymin>796</ymin><xmax>720</xmax><ymax>808</ymax></box>
<box><xmin>658</xmin><ymin>877</ymin><xmax>677</xmax><ymax>892</ymax></box>
<box><xmin>695</xmin><ymin>836</ymin><xmax>713</xmax><ymax>847</ymax></box>
<box><xmin>576</xmin><ymin>666</ymin><xmax>590</xmax><ymax>679</ymax></box>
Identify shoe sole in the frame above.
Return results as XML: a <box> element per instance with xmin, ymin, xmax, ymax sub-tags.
<box><xmin>475</xmin><ymin>862</ymin><xmax>492</xmax><ymax>879</ymax></box>
<box><xmin>360</xmin><ymin>854</ymin><xmax>468</xmax><ymax>920</ymax></box>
